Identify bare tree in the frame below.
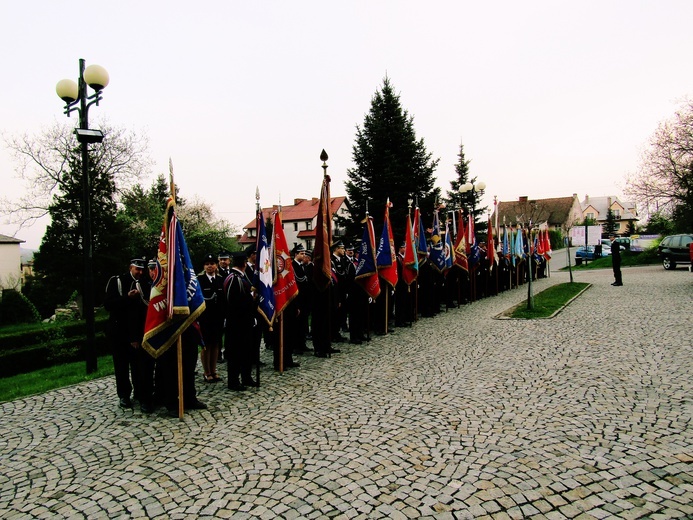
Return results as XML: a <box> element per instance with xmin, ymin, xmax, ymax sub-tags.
<box><xmin>626</xmin><ymin>98</ymin><xmax>693</xmax><ymax>223</ymax></box>
<box><xmin>1</xmin><ymin>120</ymin><xmax>152</xmax><ymax>230</ymax></box>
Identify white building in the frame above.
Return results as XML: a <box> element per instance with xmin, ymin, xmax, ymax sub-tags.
<box><xmin>0</xmin><ymin>234</ymin><xmax>25</xmax><ymax>292</ymax></box>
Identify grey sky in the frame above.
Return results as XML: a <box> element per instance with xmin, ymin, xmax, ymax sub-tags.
<box><xmin>2</xmin><ymin>1</ymin><xmax>692</xmax><ymax>249</ymax></box>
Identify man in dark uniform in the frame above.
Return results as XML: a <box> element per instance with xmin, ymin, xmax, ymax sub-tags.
<box><xmin>347</xmin><ymin>243</ymin><xmax>368</xmax><ymax>344</ymax></box>
<box><xmin>395</xmin><ymin>242</ymin><xmax>412</xmax><ymax>326</ymax></box>
<box><xmin>224</xmin><ymin>251</ymin><xmax>259</xmax><ymax>390</ymax></box>
<box><xmin>610</xmin><ymin>234</ymin><xmax>623</xmax><ymax>286</ymax></box>
<box><xmin>302</xmin><ymin>250</ymin><xmax>314</xmax><ymax>341</ymax></box>
<box><xmin>217</xmin><ymin>250</ymin><xmax>231</xmax><ymax>279</ymax></box>
<box><xmin>216</xmin><ymin>249</ymin><xmax>231</xmax><ymax>362</ymax></box>
<box><xmin>198</xmin><ymin>253</ymin><xmax>224</xmax><ymax>382</ymax></box>
<box><xmin>331</xmin><ymin>241</ymin><xmax>348</xmax><ymax>342</ymax></box>
<box><xmin>104</xmin><ymin>258</ymin><xmax>154</xmax><ymax>412</ymax></box>
<box><xmin>292</xmin><ymin>244</ymin><xmax>311</xmax><ymax>354</ymax></box>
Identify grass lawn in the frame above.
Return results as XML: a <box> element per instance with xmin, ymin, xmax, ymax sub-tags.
<box><xmin>508</xmin><ymin>282</ymin><xmax>590</xmax><ymax>319</ymax></box>
<box><xmin>0</xmin><ymin>355</ymin><xmax>114</xmax><ymax>403</ymax></box>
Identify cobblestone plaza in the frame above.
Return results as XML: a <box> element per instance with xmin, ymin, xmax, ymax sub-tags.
<box><xmin>1</xmin><ymin>265</ymin><xmax>691</xmax><ymax>519</ymax></box>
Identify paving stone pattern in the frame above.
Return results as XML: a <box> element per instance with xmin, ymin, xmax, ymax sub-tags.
<box><xmin>0</xmin><ymin>265</ymin><xmax>691</xmax><ymax>519</ymax></box>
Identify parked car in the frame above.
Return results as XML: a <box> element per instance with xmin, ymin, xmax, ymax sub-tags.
<box><xmin>657</xmin><ymin>233</ymin><xmax>693</xmax><ymax>270</ymax></box>
<box><xmin>575</xmin><ymin>245</ymin><xmax>611</xmax><ymax>261</ymax></box>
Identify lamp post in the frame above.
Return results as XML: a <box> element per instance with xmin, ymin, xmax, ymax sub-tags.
<box><xmin>56</xmin><ymin>59</ymin><xmax>110</xmax><ymax>374</ymax></box>
<box><xmin>459</xmin><ymin>181</ymin><xmax>486</xmax><ymax>239</ymax></box>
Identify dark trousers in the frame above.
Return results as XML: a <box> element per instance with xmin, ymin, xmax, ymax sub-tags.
<box><xmin>226</xmin><ymin>327</ymin><xmax>254</xmax><ymax>385</ymax></box>
<box><xmin>111</xmin><ymin>338</ymin><xmax>137</xmax><ymax>400</ymax></box>
<box><xmin>157</xmin><ymin>334</ymin><xmax>199</xmax><ymax>409</ymax></box>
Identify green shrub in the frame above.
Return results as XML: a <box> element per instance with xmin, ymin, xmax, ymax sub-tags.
<box><xmin>0</xmin><ymin>290</ymin><xmax>41</xmax><ymax>326</ymax></box>
<box><xmin>0</xmin><ymin>333</ymin><xmax>109</xmax><ymax>377</ymax></box>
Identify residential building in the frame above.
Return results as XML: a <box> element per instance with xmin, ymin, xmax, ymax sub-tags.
<box><xmin>238</xmin><ymin>196</ymin><xmax>349</xmax><ymax>251</ymax></box>
<box><xmin>581</xmin><ymin>195</ymin><xmax>638</xmax><ymax>236</ymax></box>
<box><xmin>493</xmin><ymin>194</ymin><xmax>583</xmax><ymax>230</ymax></box>
<box><xmin>0</xmin><ymin>234</ymin><xmax>25</xmax><ymax>292</ymax></box>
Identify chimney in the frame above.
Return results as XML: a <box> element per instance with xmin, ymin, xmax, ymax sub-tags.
<box><xmin>519</xmin><ymin>196</ymin><xmax>528</xmax><ymax>203</ymax></box>
<box><xmin>585</xmin><ymin>194</ymin><xmax>589</xmax><ymax>204</ymax></box>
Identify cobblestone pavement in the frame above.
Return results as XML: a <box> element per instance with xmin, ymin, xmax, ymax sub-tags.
<box><xmin>1</xmin><ymin>265</ymin><xmax>691</xmax><ymax>519</ymax></box>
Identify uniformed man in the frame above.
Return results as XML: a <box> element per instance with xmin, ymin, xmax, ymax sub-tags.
<box><xmin>198</xmin><ymin>253</ymin><xmax>224</xmax><ymax>383</ymax></box>
<box><xmin>224</xmin><ymin>251</ymin><xmax>259</xmax><ymax>390</ymax></box>
<box><xmin>217</xmin><ymin>250</ymin><xmax>231</xmax><ymax>279</ymax></box>
<box><xmin>331</xmin><ymin>241</ymin><xmax>348</xmax><ymax>342</ymax></box>
<box><xmin>302</xmin><ymin>250</ymin><xmax>314</xmax><ymax>341</ymax></box>
<box><xmin>292</xmin><ymin>244</ymin><xmax>311</xmax><ymax>354</ymax></box>
<box><xmin>104</xmin><ymin>258</ymin><xmax>154</xmax><ymax>412</ymax></box>
<box><xmin>395</xmin><ymin>242</ymin><xmax>412</xmax><ymax>326</ymax></box>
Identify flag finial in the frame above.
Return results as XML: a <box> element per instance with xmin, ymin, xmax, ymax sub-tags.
<box><xmin>320</xmin><ymin>149</ymin><xmax>329</xmax><ymax>179</ymax></box>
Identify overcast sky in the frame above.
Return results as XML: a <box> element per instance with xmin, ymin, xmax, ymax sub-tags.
<box><xmin>2</xmin><ymin>1</ymin><xmax>692</xmax><ymax>249</ymax></box>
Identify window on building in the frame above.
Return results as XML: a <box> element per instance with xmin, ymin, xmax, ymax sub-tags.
<box><xmin>306</xmin><ymin>239</ymin><xmax>312</xmax><ymax>250</ymax></box>
<box><xmin>306</xmin><ymin>221</ymin><xmax>312</xmax><ymax>231</ymax></box>
<box><xmin>614</xmin><ymin>209</ymin><xmax>621</xmax><ymax>218</ymax></box>
<box><xmin>293</xmin><ymin>222</ymin><xmax>298</xmax><ymax>232</ymax></box>
<box><xmin>586</xmin><ymin>212</ymin><xmax>594</xmax><ymax>220</ymax></box>
<box><xmin>614</xmin><ymin>222</ymin><xmax>620</xmax><ymax>230</ymax></box>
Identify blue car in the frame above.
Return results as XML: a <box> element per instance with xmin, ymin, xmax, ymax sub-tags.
<box><xmin>575</xmin><ymin>245</ymin><xmax>611</xmax><ymax>260</ymax></box>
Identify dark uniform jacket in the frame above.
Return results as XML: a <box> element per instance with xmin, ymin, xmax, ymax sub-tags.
<box><xmin>198</xmin><ymin>272</ymin><xmax>225</xmax><ymax>342</ymax></box>
<box><xmin>104</xmin><ymin>273</ymin><xmax>149</xmax><ymax>344</ymax></box>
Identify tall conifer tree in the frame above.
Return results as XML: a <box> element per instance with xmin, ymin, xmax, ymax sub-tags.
<box><xmin>345</xmin><ymin>77</ymin><xmax>439</xmax><ymax>243</ymax></box>
<box><xmin>444</xmin><ymin>142</ymin><xmax>487</xmax><ymax>234</ymax></box>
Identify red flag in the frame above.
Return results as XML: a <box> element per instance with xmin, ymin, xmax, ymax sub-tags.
<box><xmin>543</xmin><ymin>228</ymin><xmax>552</xmax><ymax>260</ymax></box>
<box><xmin>376</xmin><ymin>200</ymin><xmax>398</xmax><ymax>288</ymax></box>
<box><xmin>272</xmin><ymin>211</ymin><xmax>298</xmax><ymax>315</ymax></box>
<box><xmin>402</xmin><ymin>213</ymin><xmax>418</xmax><ymax>286</ymax></box>
<box><xmin>313</xmin><ymin>174</ymin><xmax>332</xmax><ymax>291</ymax></box>
<box><xmin>453</xmin><ymin>210</ymin><xmax>469</xmax><ymax>271</ymax></box>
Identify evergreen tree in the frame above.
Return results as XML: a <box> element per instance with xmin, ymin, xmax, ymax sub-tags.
<box><xmin>33</xmin><ymin>147</ymin><xmax>126</xmax><ymax>311</ymax></box>
<box><xmin>604</xmin><ymin>208</ymin><xmax>618</xmax><ymax>236</ymax></box>
<box><xmin>443</xmin><ymin>142</ymin><xmax>487</xmax><ymax>235</ymax></box>
<box><xmin>345</xmin><ymin>77</ymin><xmax>440</xmax><ymax>243</ymax></box>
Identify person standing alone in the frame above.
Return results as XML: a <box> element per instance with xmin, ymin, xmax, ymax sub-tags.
<box><xmin>610</xmin><ymin>234</ymin><xmax>623</xmax><ymax>286</ymax></box>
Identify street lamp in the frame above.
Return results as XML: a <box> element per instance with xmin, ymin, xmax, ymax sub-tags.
<box><xmin>56</xmin><ymin>59</ymin><xmax>109</xmax><ymax>374</ymax></box>
<box><xmin>459</xmin><ymin>180</ymin><xmax>486</xmax><ymax>229</ymax></box>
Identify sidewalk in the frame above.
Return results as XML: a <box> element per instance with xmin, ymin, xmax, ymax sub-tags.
<box><xmin>1</xmin><ymin>266</ymin><xmax>691</xmax><ymax>519</ymax></box>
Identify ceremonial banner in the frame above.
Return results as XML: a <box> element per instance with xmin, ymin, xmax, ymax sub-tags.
<box><xmin>376</xmin><ymin>200</ymin><xmax>398</xmax><ymax>288</ymax></box>
<box><xmin>255</xmin><ymin>210</ymin><xmax>276</xmax><ymax>326</ymax></box>
<box><xmin>355</xmin><ymin>215</ymin><xmax>381</xmax><ymax>299</ymax></box>
<box><xmin>467</xmin><ymin>214</ymin><xmax>480</xmax><ymax>270</ymax></box>
<box><xmin>502</xmin><ymin>225</ymin><xmax>510</xmax><ymax>260</ymax></box>
<box><xmin>414</xmin><ymin>207</ymin><xmax>428</xmax><ymax>264</ymax></box>
<box><xmin>543</xmin><ymin>228</ymin><xmax>552</xmax><ymax>260</ymax></box>
<box><xmin>429</xmin><ymin>210</ymin><xmax>446</xmax><ymax>273</ymax></box>
<box><xmin>313</xmin><ymin>174</ymin><xmax>332</xmax><ymax>291</ymax></box>
<box><xmin>272</xmin><ymin>211</ymin><xmax>298</xmax><ymax>315</ymax></box>
<box><xmin>402</xmin><ymin>213</ymin><xmax>418</xmax><ymax>286</ymax></box>
<box><xmin>143</xmin><ymin>199</ymin><xmax>206</xmax><ymax>358</ymax></box>
<box><xmin>514</xmin><ymin>226</ymin><xmax>525</xmax><ymax>261</ymax></box>
<box><xmin>443</xmin><ymin>220</ymin><xmax>454</xmax><ymax>271</ymax></box>
<box><xmin>487</xmin><ymin>216</ymin><xmax>495</xmax><ymax>270</ymax></box>
<box><xmin>453</xmin><ymin>211</ymin><xmax>469</xmax><ymax>272</ymax></box>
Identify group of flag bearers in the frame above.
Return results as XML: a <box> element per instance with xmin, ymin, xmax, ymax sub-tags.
<box><xmin>106</xmin><ymin>166</ymin><xmax>554</xmax><ymax>420</ymax></box>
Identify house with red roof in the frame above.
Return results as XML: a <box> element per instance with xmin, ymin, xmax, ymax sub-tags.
<box><xmin>238</xmin><ymin>196</ymin><xmax>349</xmax><ymax>251</ymax></box>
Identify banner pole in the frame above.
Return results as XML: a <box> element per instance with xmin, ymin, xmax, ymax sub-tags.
<box><xmin>177</xmin><ymin>336</ymin><xmax>184</xmax><ymax>420</ymax></box>
<box><xmin>279</xmin><ymin>313</ymin><xmax>284</xmax><ymax>374</ymax></box>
